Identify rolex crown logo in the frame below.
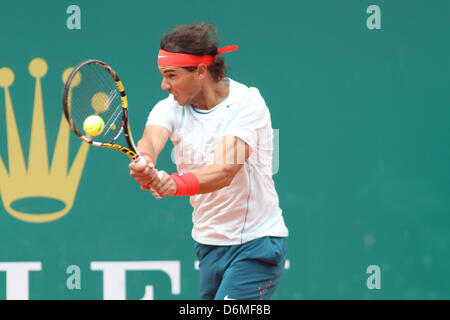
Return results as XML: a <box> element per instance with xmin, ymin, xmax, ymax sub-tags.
<box><xmin>0</xmin><ymin>58</ymin><xmax>89</xmax><ymax>223</ymax></box>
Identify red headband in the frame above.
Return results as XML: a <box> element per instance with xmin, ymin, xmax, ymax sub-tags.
<box><xmin>157</xmin><ymin>45</ymin><xmax>238</xmax><ymax>67</ymax></box>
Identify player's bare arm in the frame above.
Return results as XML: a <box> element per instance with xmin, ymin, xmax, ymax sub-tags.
<box><xmin>137</xmin><ymin>124</ymin><xmax>170</xmax><ymax>164</ymax></box>
<box><xmin>151</xmin><ymin>135</ymin><xmax>250</xmax><ymax>198</ymax></box>
<box><xmin>195</xmin><ymin>135</ymin><xmax>251</xmax><ymax>193</ymax></box>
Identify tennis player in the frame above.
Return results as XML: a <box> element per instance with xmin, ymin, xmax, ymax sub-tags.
<box><xmin>129</xmin><ymin>22</ymin><xmax>288</xmax><ymax>300</ymax></box>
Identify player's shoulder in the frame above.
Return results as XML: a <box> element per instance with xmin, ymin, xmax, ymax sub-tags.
<box><xmin>229</xmin><ymin>78</ymin><xmax>267</xmax><ymax>112</ymax></box>
<box><xmin>228</xmin><ymin>78</ymin><xmax>265</xmax><ymax>106</ymax></box>
<box><xmin>228</xmin><ymin>78</ymin><xmax>249</xmax><ymax>95</ymax></box>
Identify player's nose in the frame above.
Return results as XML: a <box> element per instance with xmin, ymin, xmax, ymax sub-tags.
<box><xmin>161</xmin><ymin>77</ymin><xmax>171</xmax><ymax>90</ymax></box>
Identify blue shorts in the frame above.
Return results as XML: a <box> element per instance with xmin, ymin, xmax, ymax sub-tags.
<box><xmin>194</xmin><ymin>236</ymin><xmax>288</xmax><ymax>300</ymax></box>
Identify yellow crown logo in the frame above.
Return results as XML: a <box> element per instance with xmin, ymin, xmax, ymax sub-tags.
<box><xmin>0</xmin><ymin>58</ymin><xmax>89</xmax><ymax>223</ymax></box>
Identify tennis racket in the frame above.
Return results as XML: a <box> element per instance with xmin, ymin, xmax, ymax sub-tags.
<box><xmin>62</xmin><ymin>59</ymin><xmax>162</xmax><ymax>178</ymax></box>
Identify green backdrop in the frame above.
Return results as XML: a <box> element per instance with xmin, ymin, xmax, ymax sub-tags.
<box><xmin>0</xmin><ymin>0</ymin><xmax>449</xmax><ymax>299</ymax></box>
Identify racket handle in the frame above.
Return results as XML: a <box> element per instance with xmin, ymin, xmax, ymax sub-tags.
<box><xmin>138</xmin><ymin>154</ymin><xmax>163</xmax><ymax>181</ymax></box>
<box><xmin>136</xmin><ymin>154</ymin><xmax>155</xmax><ymax>170</ymax></box>
<box><xmin>136</xmin><ymin>155</ymin><xmax>146</xmax><ymax>166</ymax></box>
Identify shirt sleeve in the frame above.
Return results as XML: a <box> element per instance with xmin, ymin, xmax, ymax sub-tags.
<box><xmin>222</xmin><ymin>87</ymin><xmax>270</xmax><ymax>151</ymax></box>
<box><xmin>145</xmin><ymin>98</ymin><xmax>175</xmax><ymax>133</ymax></box>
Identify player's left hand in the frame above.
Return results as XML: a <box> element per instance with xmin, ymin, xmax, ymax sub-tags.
<box><xmin>149</xmin><ymin>170</ymin><xmax>177</xmax><ymax>199</ymax></box>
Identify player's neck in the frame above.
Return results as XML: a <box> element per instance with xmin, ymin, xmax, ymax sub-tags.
<box><xmin>191</xmin><ymin>78</ymin><xmax>229</xmax><ymax>110</ymax></box>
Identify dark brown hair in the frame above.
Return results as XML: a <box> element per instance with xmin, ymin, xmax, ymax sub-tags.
<box><xmin>160</xmin><ymin>22</ymin><xmax>230</xmax><ymax>82</ymax></box>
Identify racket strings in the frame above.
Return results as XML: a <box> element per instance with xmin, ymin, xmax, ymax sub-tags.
<box><xmin>66</xmin><ymin>63</ymin><xmax>124</xmax><ymax>143</ymax></box>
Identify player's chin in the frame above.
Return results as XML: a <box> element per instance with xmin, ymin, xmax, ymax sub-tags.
<box><xmin>174</xmin><ymin>95</ymin><xmax>188</xmax><ymax>106</ymax></box>
<box><xmin>174</xmin><ymin>96</ymin><xmax>182</xmax><ymax>104</ymax></box>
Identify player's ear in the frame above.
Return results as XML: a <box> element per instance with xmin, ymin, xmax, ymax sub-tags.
<box><xmin>195</xmin><ymin>64</ymin><xmax>208</xmax><ymax>79</ymax></box>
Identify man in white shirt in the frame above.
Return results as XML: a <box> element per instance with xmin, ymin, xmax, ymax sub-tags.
<box><xmin>129</xmin><ymin>22</ymin><xmax>288</xmax><ymax>300</ymax></box>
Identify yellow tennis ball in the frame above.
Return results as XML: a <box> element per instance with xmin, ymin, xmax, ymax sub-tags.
<box><xmin>83</xmin><ymin>115</ymin><xmax>105</xmax><ymax>136</ymax></box>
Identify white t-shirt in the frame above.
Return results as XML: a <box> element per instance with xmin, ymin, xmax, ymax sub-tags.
<box><xmin>146</xmin><ymin>78</ymin><xmax>288</xmax><ymax>245</ymax></box>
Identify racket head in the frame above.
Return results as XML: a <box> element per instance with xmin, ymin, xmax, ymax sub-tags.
<box><xmin>62</xmin><ymin>60</ymin><xmax>139</xmax><ymax>160</ymax></box>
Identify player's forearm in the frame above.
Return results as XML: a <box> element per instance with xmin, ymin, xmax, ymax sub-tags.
<box><xmin>137</xmin><ymin>139</ymin><xmax>159</xmax><ymax>164</ymax></box>
<box><xmin>193</xmin><ymin>163</ymin><xmax>242</xmax><ymax>194</ymax></box>
<box><xmin>137</xmin><ymin>125</ymin><xmax>170</xmax><ymax>165</ymax></box>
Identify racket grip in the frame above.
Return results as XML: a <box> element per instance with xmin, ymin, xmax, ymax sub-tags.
<box><xmin>139</xmin><ymin>152</ymin><xmax>154</xmax><ymax>164</ymax></box>
<box><xmin>136</xmin><ymin>155</ymin><xmax>146</xmax><ymax>166</ymax></box>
